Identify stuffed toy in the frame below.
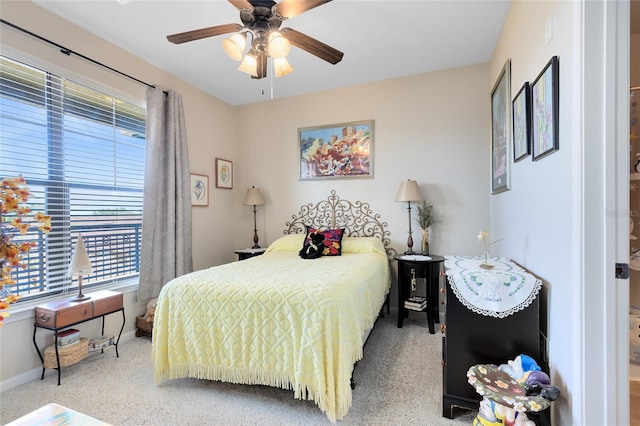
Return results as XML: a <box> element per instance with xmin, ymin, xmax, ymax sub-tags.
<box><xmin>141</xmin><ymin>297</ymin><xmax>157</xmax><ymax>323</ymax></box>
<box><xmin>299</xmin><ymin>231</ymin><xmax>325</xmax><ymax>259</ymax></box>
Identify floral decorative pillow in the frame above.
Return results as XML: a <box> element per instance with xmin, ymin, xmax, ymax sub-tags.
<box><xmin>304</xmin><ymin>226</ymin><xmax>345</xmax><ymax>256</ymax></box>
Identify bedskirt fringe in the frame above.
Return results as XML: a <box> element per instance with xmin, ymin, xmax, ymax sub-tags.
<box><xmin>154</xmin><ymin>363</ymin><xmax>358</xmax><ymax>423</ymax></box>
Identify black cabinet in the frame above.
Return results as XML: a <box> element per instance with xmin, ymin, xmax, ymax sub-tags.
<box><xmin>442</xmin><ymin>257</ymin><xmax>542</xmax><ymax>420</ymax></box>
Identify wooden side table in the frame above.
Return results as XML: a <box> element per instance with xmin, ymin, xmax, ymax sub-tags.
<box><xmin>394</xmin><ymin>254</ymin><xmax>444</xmax><ymax>334</ymax></box>
<box><xmin>235</xmin><ymin>247</ymin><xmax>266</xmax><ymax>260</ymax></box>
<box><xmin>33</xmin><ymin>290</ymin><xmax>125</xmax><ymax>385</ymax></box>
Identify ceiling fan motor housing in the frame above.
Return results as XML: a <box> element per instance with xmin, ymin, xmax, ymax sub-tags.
<box><xmin>241</xmin><ymin>0</ymin><xmax>283</xmax><ymax>32</ymax></box>
<box><xmin>166</xmin><ymin>0</ymin><xmax>343</xmax><ymax>79</ymax></box>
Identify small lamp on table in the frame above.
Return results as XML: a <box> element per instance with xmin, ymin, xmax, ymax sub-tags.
<box><xmin>395</xmin><ymin>179</ymin><xmax>424</xmax><ymax>255</ymax></box>
<box><xmin>68</xmin><ymin>233</ymin><xmax>93</xmax><ymax>301</ymax></box>
<box><xmin>242</xmin><ymin>186</ymin><xmax>266</xmax><ymax>249</ymax></box>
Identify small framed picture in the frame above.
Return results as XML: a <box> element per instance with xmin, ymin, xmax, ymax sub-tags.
<box><xmin>512</xmin><ymin>82</ymin><xmax>531</xmax><ymax>162</ymax></box>
<box><xmin>190</xmin><ymin>173</ymin><xmax>208</xmax><ymax>206</ymax></box>
<box><xmin>531</xmin><ymin>56</ymin><xmax>559</xmax><ymax>161</ymax></box>
<box><xmin>215</xmin><ymin>158</ymin><xmax>233</xmax><ymax>189</ymax></box>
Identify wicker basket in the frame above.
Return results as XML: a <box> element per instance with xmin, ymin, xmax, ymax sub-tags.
<box><xmin>135</xmin><ymin>315</ymin><xmax>153</xmax><ymax>337</ymax></box>
<box><xmin>44</xmin><ymin>337</ymin><xmax>89</xmax><ymax>368</ymax></box>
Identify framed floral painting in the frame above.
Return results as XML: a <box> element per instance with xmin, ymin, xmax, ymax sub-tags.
<box><xmin>190</xmin><ymin>173</ymin><xmax>208</xmax><ymax>206</ymax></box>
<box><xmin>531</xmin><ymin>56</ymin><xmax>559</xmax><ymax>161</ymax></box>
<box><xmin>215</xmin><ymin>158</ymin><xmax>233</xmax><ymax>189</ymax></box>
<box><xmin>512</xmin><ymin>81</ymin><xmax>531</xmax><ymax>162</ymax></box>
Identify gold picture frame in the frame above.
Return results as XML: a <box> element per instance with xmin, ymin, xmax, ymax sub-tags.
<box><xmin>215</xmin><ymin>158</ymin><xmax>233</xmax><ymax>189</ymax></box>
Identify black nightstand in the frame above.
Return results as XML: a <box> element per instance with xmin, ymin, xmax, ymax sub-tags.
<box><xmin>235</xmin><ymin>248</ymin><xmax>266</xmax><ymax>261</ymax></box>
<box><xmin>394</xmin><ymin>254</ymin><xmax>444</xmax><ymax>334</ymax></box>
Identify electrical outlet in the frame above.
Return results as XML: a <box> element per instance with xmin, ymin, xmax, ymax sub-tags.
<box><xmin>545</xmin><ymin>15</ymin><xmax>554</xmax><ymax>44</ymax></box>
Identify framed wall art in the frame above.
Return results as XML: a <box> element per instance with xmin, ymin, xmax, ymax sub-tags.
<box><xmin>531</xmin><ymin>56</ymin><xmax>559</xmax><ymax>161</ymax></box>
<box><xmin>512</xmin><ymin>81</ymin><xmax>531</xmax><ymax>162</ymax></box>
<box><xmin>490</xmin><ymin>59</ymin><xmax>511</xmax><ymax>194</ymax></box>
<box><xmin>215</xmin><ymin>158</ymin><xmax>233</xmax><ymax>189</ymax></box>
<box><xmin>298</xmin><ymin>120</ymin><xmax>374</xmax><ymax>180</ymax></box>
<box><xmin>190</xmin><ymin>173</ymin><xmax>209</xmax><ymax>206</ymax></box>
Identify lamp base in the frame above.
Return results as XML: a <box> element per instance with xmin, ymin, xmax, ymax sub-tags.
<box><xmin>404</xmin><ymin>249</ymin><xmax>416</xmax><ymax>255</ymax></box>
<box><xmin>252</xmin><ymin>244</ymin><xmax>261</xmax><ymax>249</ymax></box>
<box><xmin>70</xmin><ymin>293</ymin><xmax>91</xmax><ymax>302</ymax></box>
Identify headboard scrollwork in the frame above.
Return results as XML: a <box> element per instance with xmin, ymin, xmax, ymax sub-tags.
<box><xmin>284</xmin><ymin>190</ymin><xmax>396</xmax><ymax>258</ymax></box>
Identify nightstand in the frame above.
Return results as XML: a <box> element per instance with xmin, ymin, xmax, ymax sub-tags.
<box><xmin>394</xmin><ymin>254</ymin><xmax>444</xmax><ymax>334</ymax></box>
<box><xmin>235</xmin><ymin>247</ymin><xmax>266</xmax><ymax>260</ymax></box>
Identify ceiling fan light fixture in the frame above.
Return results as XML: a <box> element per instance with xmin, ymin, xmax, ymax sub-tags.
<box><xmin>267</xmin><ymin>31</ymin><xmax>291</xmax><ymax>58</ymax></box>
<box><xmin>238</xmin><ymin>50</ymin><xmax>258</xmax><ymax>77</ymax></box>
<box><xmin>273</xmin><ymin>57</ymin><xmax>294</xmax><ymax>78</ymax></box>
<box><xmin>222</xmin><ymin>32</ymin><xmax>247</xmax><ymax>61</ymax></box>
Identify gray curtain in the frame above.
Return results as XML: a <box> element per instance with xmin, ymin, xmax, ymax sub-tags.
<box><xmin>138</xmin><ymin>87</ymin><xmax>193</xmax><ymax>302</ymax></box>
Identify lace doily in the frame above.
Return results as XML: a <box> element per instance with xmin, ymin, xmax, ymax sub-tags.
<box><xmin>444</xmin><ymin>255</ymin><xmax>542</xmax><ymax>318</ymax></box>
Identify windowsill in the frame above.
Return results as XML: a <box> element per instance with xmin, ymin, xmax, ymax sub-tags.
<box><xmin>2</xmin><ymin>278</ymin><xmax>139</xmax><ymax>326</ymax></box>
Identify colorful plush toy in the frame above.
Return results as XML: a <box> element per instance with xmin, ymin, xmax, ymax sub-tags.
<box><xmin>470</xmin><ymin>354</ymin><xmax>560</xmax><ymax>426</ymax></box>
<box><xmin>299</xmin><ymin>231</ymin><xmax>325</xmax><ymax>259</ymax></box>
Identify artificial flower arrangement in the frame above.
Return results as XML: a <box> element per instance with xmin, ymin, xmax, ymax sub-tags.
<box><xmin>416</xmin><ymin>201</ymin><xmax>435</xmax><ymax>255</ymax></box>
<box><xmin>0</xmin><ymin>176</ymin><xmax>51</xmax><ymax>325</ymax></box>
<box><xmin>477</xmin><ymin>228</ymin><xmax>503</xmax><ymax>268</ymax></box>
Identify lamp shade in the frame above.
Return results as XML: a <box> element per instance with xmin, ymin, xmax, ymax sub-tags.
<box><xmin>222</xmin><ymin>33</ymin><xmax>246</xmax><ymax>61</ymax></box>
<box><xmin>68</xmin><ymin>234</ymin><xmax>93</xmax><ymax>276</ymax></box>
<box><xmin>267</xmin><ymin>31</ymin><xmax>291</xmax><ymax>58</ymax></box>
<box><xmin>243</xmin><ymin>186</ymin><xmax>266</xmax><ymax>206</ymax></box>
<box><xmin>273</xmin><ymin>57</ymin><xmax>294</xmax><ymax>77</ymax></box>
<box><xmin>395</xmin><ymin>179</ymin><xmax>424</xmax><ymax>202</ymax></box>
<box><xmin>238</xmin><ymin>51</ymin><xmax>258</xmax><ymax>77</ymax></box>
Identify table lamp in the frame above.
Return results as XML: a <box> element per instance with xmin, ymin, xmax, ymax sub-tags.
<box><xmin>68</xmin><ymin>233</ymin><xmax>93</xmax><ymax>301</ymax></box>
<box><xmin>395</xmin><ymin>179</ymin><xmax>424</xmax><ymax>255</ymax></box>
<box><xmin>242</xmin><ymin>186</ymin><xmax>266</xmax><ymax>249</ymax></box>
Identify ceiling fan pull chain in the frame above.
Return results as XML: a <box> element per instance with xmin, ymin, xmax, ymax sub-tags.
<box><xmin>270</xmin><ymin>59</ymin><xmax>274</xmax><ymax>100</ymax></box>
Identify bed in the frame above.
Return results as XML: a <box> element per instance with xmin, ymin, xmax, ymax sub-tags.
<box><xmin>152</xmin><ymin>191</ymin><xmax>394</xmax><ymax>422</ymax></box>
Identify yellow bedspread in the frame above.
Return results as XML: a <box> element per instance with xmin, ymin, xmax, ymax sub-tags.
<box><xmin>152</xmin><ymin>237</ymin><xmax>390</xmax><ymax>422</ymax></box>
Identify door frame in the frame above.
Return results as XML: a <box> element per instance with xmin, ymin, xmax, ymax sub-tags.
<box><xmin>578</xmin><ymin>1</ymin><xmax>629</xmax><ymax>424</ymax></box>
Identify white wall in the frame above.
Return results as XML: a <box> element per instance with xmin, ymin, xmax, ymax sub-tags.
<box><xmin>234</xmin><ymin>64</ymin><xmax>491</xmax><ymax>262</ymax></box>
<box><xmin>489</xmin><ymin>1</ymin><xmax>590</xmax><ymax>424</ymax></box>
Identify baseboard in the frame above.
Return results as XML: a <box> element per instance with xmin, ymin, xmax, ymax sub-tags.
<box><xmin>0</xmin><ymin>329</ymin><xmax>137</xmax><ymax>394</ymax></box>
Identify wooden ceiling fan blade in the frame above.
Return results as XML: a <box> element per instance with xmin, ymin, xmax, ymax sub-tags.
<box><xmin>228</xmin><ymin>0</ymin><xmax>254</xmax><ymax>11</ymax></box>
<box><xmin>251</xmin><ymin>51</ymin><xmax>268</xmax><ymax>79</ymax></box>
<box><xmin>276</xmin><ymin>0</ymin><xmax>331</xmax><ymax>19</ymax></box>
<box><xmin>281</xmin><ymin>28</ymin><xmax>343</xmax><ymax>65</ymax></box>
<box><xmin>167</xmin><ymin>23</ymin><xmax>242</xmax><ymax>44</ymax></box>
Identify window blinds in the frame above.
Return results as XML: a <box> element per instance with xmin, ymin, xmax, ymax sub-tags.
<box><xmin>0</xmin><ymin>56</ymin><xmax>146</xmax><ymax>300</ymax></box>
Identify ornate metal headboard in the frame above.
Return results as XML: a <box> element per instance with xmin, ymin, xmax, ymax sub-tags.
<box><xmin>283</xmin><ymin>190</ymin><xmax>396</xmax><ymax>258</ymax></box>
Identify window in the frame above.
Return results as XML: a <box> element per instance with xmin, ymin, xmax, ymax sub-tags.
<box><xmin>0</xmin><ymin>55</ymin><xmax>146</xmax><ymax>302</ymax></box>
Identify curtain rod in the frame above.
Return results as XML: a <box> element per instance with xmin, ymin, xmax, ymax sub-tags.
<box><xmin>1</xmin><ymin>19</ymin><xmax>166</xmax><ymax>94</ymax></box>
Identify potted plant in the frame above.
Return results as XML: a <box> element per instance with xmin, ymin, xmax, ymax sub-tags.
<box><xmin>416</xmin><ymin>201</ymin><xmax>434</xmax><ymax>255</ymax></box>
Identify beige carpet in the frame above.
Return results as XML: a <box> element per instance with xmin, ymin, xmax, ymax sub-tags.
<box><xmin>0</xmin><ymin>313</ymin><xmax>477</xmax><ymax>425</ymax></box>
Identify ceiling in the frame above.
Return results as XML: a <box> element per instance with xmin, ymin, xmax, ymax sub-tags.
<box><xmin>33</xmin><ymin>0</ymin><xmax>512</xmax><ymax>106</ymax></box>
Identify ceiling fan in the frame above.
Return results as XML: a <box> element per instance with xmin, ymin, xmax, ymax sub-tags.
<box><xmin>166</xmin><ymin>0</ymin><xmax>344</xmax><ymax>79</ymax></box>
